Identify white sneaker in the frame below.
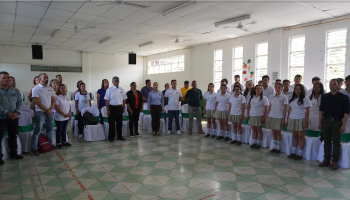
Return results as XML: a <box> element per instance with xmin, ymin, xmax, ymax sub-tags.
<box><xmin>79</xmin><ymin>134</ymin><xmax>82</xmax><ymax>138</ymax></box>
<box><xmin>167</xmin><ymin>130</ymin><xmax>171</xmax><ymax>135</ymax></box>
<box><xmin>177</xmin><ymin>130</ymin><xmax>181</xmax><ymax>135</ymax></box>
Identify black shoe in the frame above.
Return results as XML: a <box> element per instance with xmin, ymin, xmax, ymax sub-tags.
<box><xmin>273</xmin><ymin>149</ymin><xmax>281</xmax><ymax>155</ymax></box>
<box><xmin>211</xmin><ymin>135</ymin><xmax>216</xmax><ymax>138</ymax></box>
<box><xmin>250</xmin><ymin>143</ymin><xmax>256</xmax><ymax>148</ymax></box>
<box><xmin>224</xmin><ymin>137</ymin><xmax>230</xmax><ymax>141</ymax></box>
<box><xmin>11</xmin><ymin>154</ymin><xmax>24</xmax><ymax>159</ymax></box>
<box><xmin>287</xmin><ymin>153</ymin><xmax>296</xmax><ymax>159</ymax></box>
<box><xmin>117</xmin><ymin>137</ymin><xmax>126</xmax><ymax>141</ymax></box>
<box><xmin>236</xmin><ymin>141</ymin><xmax>242</xmax><ymax>145</ymax></box>
<box><xmin>109</xmin><ymin>139</ymin><xmax>114</xmax><ymax>142</ymax></box>
<box><xmin>270</xmin><ymin>149</ymin><xmax>276</xmax><ymax>154</ymax></box>
<box><xmin>31</xmin><ymin>149</ymin><xmax>40</xmax><ymax>157</ymax></box>
<box><xmin>57</xmin><ymin>144</ymin><xmax>62</xmax><ymax>149</ymax></box>
<box><xmin>205</xmin><ymin>134</ymin><xmax>210</xmax><ymax>137</ymax></box>
<box><xmin>254</xmin><ymin>144</ymin><xmax>261</xmax><ymax>149</ymax></box>
<box><xmin>293</xmin><ymin>155</ymin><xmax>303</xmax><ymax>160</ymax></box>
<box><xmin>0</xmin><ymin>159</ymin><xmax>4</xmax><ymax>165</ymax></box>
<box><xmin>135</xmin><ymin>132</ymin><xmax>141</xmax><ymax>137</ymax></box>
<box><xmin>130</xmin><ymin>134</ymin><xmax>134</xmax><ymax>138</ymax></box>
<box><xmin>62</xmin><ymin>142</ymin><xmax>72</xmax><ymax>146</ymax></box>
<box><xmin>216</xmin><ymin>136</ymin><xmax>223</xmax><ymax>140</ymax></box>
<box><xmin>230</xmin><ymin>140</ymin><xmax>237</xmax><ymax>144</ymax></box>
<box><xmin>52</xmin><ymin>146</ymin><xmax>60</xmax><ymax>150</ymax></box>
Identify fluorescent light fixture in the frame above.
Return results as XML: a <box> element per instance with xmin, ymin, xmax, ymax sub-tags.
<box><xmin>139</xmin><ymin>41</ymin><xmax>154</xmax><ymax>47</ymax></box>
<box><xmin>215</xmin><ymin>15</ymin><xmax>251</xmax><ymax>29</ymax></box>
<box><xmin>162</xmin><ymin>0</ymin><xmax>196</xmax><ymax>16</ymax></box>
<box><xmin>51</xmin><ymin>29</ymin><xmax>58</xmax><ymax>38</ymax></box>
<box><xmin>99</xmin><ymin>37</ymin><xmax>111</xmax><ymax>44</ymax></box>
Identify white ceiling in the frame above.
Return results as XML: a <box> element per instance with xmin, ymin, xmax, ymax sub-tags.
<box><xmin>0</xmin><ymin>0</ymin><xmax>349</xmax><ymax>56</ymax></box>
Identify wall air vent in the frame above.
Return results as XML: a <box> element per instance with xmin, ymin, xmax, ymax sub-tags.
<box><xmin>31</xmin><ymin>65</ymin><xmax>82</xmax><ymax>73</ymax></box>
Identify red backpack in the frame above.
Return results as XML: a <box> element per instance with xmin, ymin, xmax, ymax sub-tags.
<box><xmin>38</xmin><ymin>134</ymin><xmax>52</xmax><ymax>153</ymax></box>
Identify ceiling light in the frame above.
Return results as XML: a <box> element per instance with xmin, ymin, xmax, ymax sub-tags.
<box><xmin>215</xmin><ymin>15</ymin><xmax>251</xmax><ymax>29</ymax></box>
<box><xmin>139</xmin><ymin>41</ymin><xmax>154</xmax><ymax>47</ymax></box>
<box><xmin>99</xmin><ymin>37</ymin><xmax>111</xmax><ymax>44</ymax></box>
<box><xmin>162</xmin><ymin>0</ymin><xmax>196</xmax><ymax>16</ymax></box>
<box><xmin>51</xmin><ymin>29</ymin><xmax>58</xmax><ymax>38</ymax></box>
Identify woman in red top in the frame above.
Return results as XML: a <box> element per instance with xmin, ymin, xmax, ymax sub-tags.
<box><xmin>126</xmin><ymin>82</ymin><xmax>143</xmax><ymax>137</ymax></box>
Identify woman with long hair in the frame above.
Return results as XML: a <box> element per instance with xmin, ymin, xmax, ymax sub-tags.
<box><xmin>247</xmin><ymin>85</ymin><xmax>269</xmax><ymax>149</ymax></box>
<box><xmin>97</xmin><ymin>79</ymin><xmax>109</xmax><ymax>123</ymax></box>
<box><xmin>309</xmin><ymin>82</ymin><xmax>324</xmax><ymax>117</ymax></box>
<box><xmin>286</xmin><ymin>84</ymin><xmax>312</xmax><ymax>160</ymax></box>
<box><xmin>228</xmin><ymin>85</ymin><xmax>246</xmax><ymax>145</ymax></box>
<box><xmin>214</xmin><ymin>85</ymin><xmax>230</xmax><ymax>140</ymax></box>
<box><xmin>266</xmin><ymin>83</ymin><xmax>288</xmax><ymax>154</ymax></box>
<box><xmin>28</xmin><ymin>76</ymin><xmax>40</xmax><ymax>111</ymax></box>
<box><xmin>126</xmin><ymin>82</ymin><xmax>143</xmax><ymax>137</ymax></box>
<box><xmin>243</xmin><ymin>81</ymin><xmax>254</xmax><ymax>101</ymax></box>
<box><xmin>204</xmin><ymin>83</ymin><xmax>217</xmax><ymax>138</ymax></box>
<box><xmin>74</xmin><ymin>80</ymin><xmax>83</xmax><ymax>97</ymax></box>
<box><xmin>75</xmin><ymin>82</ymin><xmax>91</xmax><ymax>138</ymax></box>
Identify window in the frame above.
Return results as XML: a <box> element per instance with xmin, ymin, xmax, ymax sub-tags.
<box><xmin>289</xmin><ymin>36</ymin><xmax>305</xmax><ymax>82</ymax></box>
<box><xmin>233</xmin><ymin>46</ymin><xmax>243</xmax><ymax>81</ymax></box>
<box><xmin>214</xmin><ymin>49</ymin><xmax>223</xmax><ymax>89</ymax></box>
<box><xmin>256</xmin><ymin>42</ymin><xmax>268</xmax><ymax>84</ymax></box>
<box><xmin>325</xmin><ymin>28</ymin><xmax>347</xmax><ymax>87</ymax></box>
<box><xmin>148</xmin><ymin>55</ymin><xmax>184</xmax><ymax>74</ymax></box>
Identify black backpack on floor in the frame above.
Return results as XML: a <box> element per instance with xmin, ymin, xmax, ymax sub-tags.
<box><xmin>83</xmin><ymin>111</ymin><xmax>98</xmax><ymax>125</ymax></box>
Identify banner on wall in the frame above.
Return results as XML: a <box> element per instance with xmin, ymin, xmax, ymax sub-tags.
<box><xmin>242</xmin><ymin>59</ymin><xmax>254</xmax><ymax>85</ymax></box>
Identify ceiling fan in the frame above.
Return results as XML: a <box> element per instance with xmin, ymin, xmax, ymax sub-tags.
<box><xmin>236</xmin><ymin>20</ymin><xmax>257</xmax><ymax>32</ymax></box>
<box><xmin>63</xmin><ymin>22</ymin><xmax>96</xmax><ymax>33</ymax></box>
<box><xmin>174</xmin><ymin>36</ymin><xmax>193</xmax><ymax>43</ymax></box>
<box><xmin>97</xmin><ymin>1</ymin><xmax>151</xmax><ymax>8</ymax></box>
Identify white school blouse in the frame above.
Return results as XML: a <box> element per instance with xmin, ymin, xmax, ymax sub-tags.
<box><xmin>203</xmin><ymin>91</ymin><xmax>217</xmax><ymax>110</ymax></box>
<box><xmin>216</xmin><ymin>93</ymin><xmax>230</xmax><ymax>111</ymax></box>
<box><xmin>54</xmin><ymin>95</ymin><xmax>71</xmax><ymax>121</ymax></box>
<box><xmin>309</xmin><ymin>96</ymin><xmax>321</xmax><ymax>116</ymax></box>
<box><xmin>268</xmin><ymin>94</ymin><xmax>288</xmax><ymax>119</ymax></box>
<box><xmin>248</xmin><ymin>96</ymin><xmax>269</xmax><ymax>116</ymax></box>
<box><xmin>262</xmin><ymin>85</ymin><xmax>276</xmax><ymax>100</ymax></box>
<box><xmin>229</xmin><ymin>95</ymin><xmax>246</xmax><ymax>115</ymax></box>
<box><xmin>75</xmin><ymin>92</ymin><xmax>90</xmax><ymax>112</ymax></box>
<box><xmin>289</xmin><ymin>97</ymin><xmax>312</xmax><ymax>119</ymax></box>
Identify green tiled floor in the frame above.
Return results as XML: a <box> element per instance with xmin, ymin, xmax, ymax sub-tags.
<box><xmin>1</xmin><ymin>125</ymin><xmax>350</xmax><ymax>200</ymax></box>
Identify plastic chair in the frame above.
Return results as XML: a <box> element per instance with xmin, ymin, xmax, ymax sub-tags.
<box><xmin>17</xmin><ymin>112</ymin><xmax>32</xmax><ymax>153</ymax></box>
<box><xmin>80</xmin><ymin>107</ymin><xmax>105</xmax><ymax>141</ymax></box>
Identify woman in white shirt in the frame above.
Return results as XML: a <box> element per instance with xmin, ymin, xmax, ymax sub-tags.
<box><xmin>266</xmin><ymin>83</ymin><xmax>288</xmax><ymax>154</ymax></box>
<box><xmin>247</xmin><ymin>85</ymin><xmax>269</xmax><ymax>149</ymax></box>
<box><xmin>203</xmin><ymin>83</ymin><xmax>218</xmax><ymax>138</ymax></box>
<box><xmin>228</xmin><ymin>86</ymin><xmax>246</xmax><ymax>145</ymax></box>
<box><xmin>309</xmin><ymin>82</ymin><xmax>324</xmax><ymax>117</ymax></box>
<box><xmin>243</xmin><ymin>81</ymin><xmax>254</xmax><ymax>122</ymax></box>
<box><xmin>287</xmin><ymin>84</ymin><xmax>312</xmax><ymax>160</ymax></box>
<box><xmin>75</xmin><ymin>82</ymin><xmax>91</xmax><ymax>138</ymax></box>
<box><xmin>54</xmin><ymin>85</ymin><xmax>72</xmax><ymax>148</ymax></box>
<box><xmin>214</xmin><ymin>85</ymin><xmax>230</xmax><ymax>140</ymax></box>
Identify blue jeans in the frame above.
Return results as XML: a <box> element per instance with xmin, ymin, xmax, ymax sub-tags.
<box><xmin>31</xmin><ymin>111</ymin><xmax>54</xmax><ymax>150</ymax></box>
<box><xmin>168</xmin><ymin>110</ymin><xmax>180</xmax><ymax>131</ymax></box>
<box><xmin>55</xmin><ymin>120</ymin><xmax>68</xmax><ymax>144</ymax></box>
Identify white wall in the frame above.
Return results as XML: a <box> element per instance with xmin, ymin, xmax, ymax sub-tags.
<box><xmin>0</xmin><ymin>45</ymin><xmax>144</xmax><ymax>94</ymax></box>
<box><xmin>145</xmin><ymin>16</ymin><xmax>350</xmax><ymax>92</ymax></box>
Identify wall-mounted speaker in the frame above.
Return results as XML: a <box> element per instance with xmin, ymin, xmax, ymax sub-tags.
<box><xmin>32</xmin><ymin>45</ymin><xmax>43</xmax><ymax>60</ymax></box>
<box><xmin>129</xmin><ymin>53</ymin><xmax>136</xmax><ymax>65</ymax></box>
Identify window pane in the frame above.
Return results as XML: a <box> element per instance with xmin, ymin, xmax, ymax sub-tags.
<box><xmin>234</xmin><ymin>70</ymin><xmax>242</xmax><ymax>78</ymax></box>
<box><xmin>155</xmin><ymin>60</ymin><xmax>159</xmax><ymax>65</ymax></box>
<box><xmin>159</xmin><ymin>59</ymin><xmax>164</xmax><ymax>65</ymax></box>
<box><xmin>234</xmin><ymin>58</ymin><xmax>243</xmax><ymax>70</ymax></box>
<box><xmin>214</xmin><ymin>72</ymin><xmax>222</xmax><ymax>82</ymax></box>
<box><xmin>172</xmin><ymin>56</ymin><xmax>178</xmax><ymax>63</ymax></box>
<box><xmin>179</xmin><ymin>55</ymin><xmax>184</xmax><ymax>62</ymax></box>
<box><xmin>153</xmin><ymin>65</ymin><xmax>159</xmax><ymax>74</ymax></box>
<box><xmin>289</xmin><ymin>67</ymin><xmax>304</xmax><ymax>82</ymax></box>
<box><xmin>257</xmin><ymin>43</ymin><xmax>268</xmax><ymax>56</ymax></box>
<box><xmin>234</xmin><ymin>47</ymin><xmax>243</xmax><ymax>58</ymax></box>
<box><xmin>151</xmin><ymin>61</ymin><xmax>154</xmax><ymax>66</ymax></box>
<box><xmin>327</xmin><ymin>29</ymin><xmax>347</xmax><ymax>48</ymax></box>
<box><xmin>256</xmin><ymin>69</ymin><xmax>267</xmax><ymax>83</ymax></box>
<box><xmin>172</xmin><ymin>63</ymin><xmax>178</xmax><ymax>72</ymax></box>
<box><xmin>326</xmin><ymin>65</ymin><xmax>345</xmax><ymax>81</ymax></box>
<box><xmin>165</xmin><ymin>58</ymin><xmax>171</xmax><ymax>64</ymax></box>
<box><xmin>215</xmin><ymin>61</ymin><xmax>222</xmax><ymax>71</ymax></box>
<box><xmin>148</xmin><ymin>61</ymin><xmax>152</xmax><ymax>67</ymax></box>
<box><xmin>215</xmin><ymin>83</ymin><xmax>221</xmax><ymax>90</ymax></box>
<box><xmin>256</xmin><ymin>56</ymin><xmax>268</xmax><ymax>69</ymax></box>
<box><xmin>165</xmin><ymin>64</ymin><xmax>171</xmax><ymax>72</ymax></box>
<box><xmin>327</xmin><ymin>48</ymin><xmax>346</xmax><ymax>64</ymax></box>
<box><xmin>159</xmin><ymin>65</ymin><xmax>165</xmax><ymax>73</ymax></box>
<box><xmin>179</xmin><ymin>62</ymin><xmax>184</xmax><ymax>71</ymax></box>
<box><xmin>215</xmin><ymin>50</ymin><xmax>222</xmax><ymax>60</ymax></box>
<box><xmin>149</xmin><ymin>66</ymin><xmax>154</xmax><ymax>74</ymax></box>
<box><xmin>290</xmin><ymin>52</ymin><xmax>305</xmax><ymax>66</ymax></box>
<box><xmin>290</xmin><ymin>36</ymin><xmax>305</xmax><ymax>52</ymax></box>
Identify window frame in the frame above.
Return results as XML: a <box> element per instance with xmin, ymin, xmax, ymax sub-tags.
<box><xmin>147</xmin><ymin>55</ymin><xmax>185</xmax><ymax>74</ymax></box>
<box><xmin>232</xmin><ymin>46</ymin><xmax>243</xmax><ymax>82</ymax></box>
<box><xmin>255</xmin><ymin>42</ymin><xmax>268</xmax><ymax>84</ymax></box>
<box><xmin>214</xmin><ymin>49</ymin><xmax>223</xmax><ymax>90</ymax></box>
<box><xmin>288</xmin><ymin>35</ymin><xmax>306</xmax><ymax>83</ymax></box>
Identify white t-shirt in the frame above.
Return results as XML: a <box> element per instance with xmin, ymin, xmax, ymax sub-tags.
<box><xmin>217</xmin><ymin>85</ymin><xmax>231</xmax><ymax>94</ymax></box>
<box><xmin>32</xmin><ymin>83</ymin><xmax>55</xmax><ymax>112</ymax></box>
<box><xmin>340</xmin><ymin>89</ymin><xmax>350</xmax><ymax>114</ymax></box>
<box><xmin>288</xmin><ymin>97</ymin><xmax>312</xmax><ymax>119</ymax></box>
<box><xmin>54</xmin><ymin>95</ymin><xmax>71</xmax><ymax>121</ymax></box>
<box><xmin>310</xmin><ymin>96</ymin><xmax>321</xmax><ymax>116</ymax></box>
<box><xmin>203</xmin><ymin>91</ymin><xmax>217</xmax><ymax>110</ymax></box>
<box><xmin>268</xmin><ymin>94</ymin><xmax>288</xmax><ymax>118</ymax></box>
<box><xmin>229</xmin><ymin>95</ymin><xmax>246</xmax><ymax>115</ymax></box>
<box><xmin>75</xmin><ymin>92</ymin><xmax>90</xmax><ymax>112</ymax></box>
<box><xmin>262</xmin><ymin>85</ymin><xmax>276</xmax><ymax>100</ymax></box>
<box><xmin>282</xmin><ymin>89</ymin><xmax>293</xmax><ymax>101</ymax></box>
<box><xmin>290</xmin><ymin>84</ymin><xmax>309</xmax><ymax>92</ymax></box>
<box><xmin>164</xmin><ymin>88</ymin><xmax>182</xmax><ymax>111</ymax></box>
<box><xmin>216</xmin><ymin>93</ymin><xmax>230</xmax><ymax>111</ymax></box>
<box><xmin>104</xmin><ymin>85</ymin><xmax>127</xmax><ymax>106</ymax></box>
<box><xmin>248</xmin><ymin>95</ymin><xmax>269</xmax><ymax>116</ymax></box>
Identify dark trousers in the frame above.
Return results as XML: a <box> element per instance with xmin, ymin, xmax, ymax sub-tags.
<box><xmin>128</xmin><ymin>108</ymin><xmax>141</xmax><ymax>135</ymax></box>
<box><xmin>150</xmin><ymin>105</ymin><xmax>162</xmax><ymax>132</ymax></box>
<box><xmin>108</xmin><ymin>105</ymin><xmax>123</xmax><ymax>140</ymax></box>
<box><xmin>168</xmin><ymin>110</ymin><xmax>180</xmax><ymax>131</ymax></box>
<box><xmin>77</xmin><ymin>113</ymin><xmax>84</xmax><ymax>135</ymax></box>
<box><xmin>321</xmin><ymin>118</ymin><xmax>343</xmax><ymax>161</ymax></box>
<box><xmin>0</xmin><ymin>118</ymin><xmax>18</xmax><ymax>158</ymax></box>
<box><xmin>55</xmin><ymin>120</ymin><xmax>68</xmax><ymax>144</ymax></box>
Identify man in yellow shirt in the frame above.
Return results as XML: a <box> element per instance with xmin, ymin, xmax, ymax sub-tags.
<box><xmin>180</xmin><ymin>80</ymin><xmax>191</xmax><ymax>106</ymax></box>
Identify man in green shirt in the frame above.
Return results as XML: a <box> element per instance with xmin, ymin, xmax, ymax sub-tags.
<box><xmin>185</xmin><ymin>80</ymin><xmax>204</xmax><ymax>135</ymax></box>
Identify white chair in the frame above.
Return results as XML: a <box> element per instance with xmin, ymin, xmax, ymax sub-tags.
<box><xmin>139</xmin><ymin>103</ymin><xmax>148</xmax><ymax>127</ymax></box>
<box><xmin>21</xmin><ymin>92</ymin><xmax>29</xmax><ymax>102</ymax></box>
<box><xmin>180</xmin><ymin>104</ymin><xmax>199</xmax><ymax>133</ymax></box>
<box><xmin>17</xmin><ymin>112</ymin><xmax>33</xmax><ymax>153</ymax></box>
<box><xmin>92</xmin><ymin>102</ymin><xmax>98</xmax><ymax>110</ymax></box>
<box><xmin>101</xmin><ymin>106</ymin><xmax>109</xmax><ymax>139</ymax></box>
<box><xmin>142</xmin><ymin>105</ymin><xmax>166</xmax><ymax>134</ymax></box>
<box><xmin>122</xmin><ymin>106</ymin><xmax>130</xmax><ymax>137</ymax></box>
<box><xmin>67</xmin><ymin>92</ymin><xmax>73</xmax><ymax>101</ymax></box>
<box><xmin>80</xmin><ymin>107</ymin><xmax>105</xmax><ymax>142</ymax></box>
<box><xmin>70</xmin><ymin>103</ymin><xmax>79</xmax><ymax>136</ymax></box>
<box><xmin>22</xmin><ymin>107</ymin><xmax>34</xmax><ymax>119</ymax></box>
<box><xmin>142</xmin><ymin>103</ymin><xmax>151</xmax><ymax>130</ymax></box>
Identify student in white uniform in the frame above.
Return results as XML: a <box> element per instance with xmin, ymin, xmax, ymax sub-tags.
<box><xmin>217</xmin><ymin>78</ymin><xmax>231</xmax><ymax>94</ymax></box>
<box><xmin>214</xmin><ymin>85</ymin><xmax>230</xmax><ymax>140</ymax></box>
<box><xmin>261</xmin><ymin>75</ymin><xmax>276</xmax><ymax>100</ymax></box>
<box><xmin>290</xmin><ymin>74</ymin><xmax>309</xmax><ymax>92</ymax></box>
<box><xmin>247</xmin><ymin>85</ymin><xmax>269</xmax><ymax>149</ymax></box>
<box><xmin>230</xmin><ymin>75</ymin><xmax>244</xmax><ymax>93</ymax></box>
<box><xmin>286</xmin><ymin>84</ymin><xmax>312</xmax><ymax>160</ymax></box>
<box><xmin>307</xmin><ymin>77</ymin><xmax>321</xmax><ymax>96</ymax></box>
<box><xmin>243</xmin><ymin>81</ymin><xmax>254</xmax><ymax>102</ymax></box>
<box><xmin>75</xmin><ymin>82</ymin><xmax>91</xmax><ymax>138</ymax></box>
<box><xmin>282</xmin><ymin>79</ymin><xmax>293</xmax><ymax>101</ymax></box>
<box><xmin>340</xmin><ymin>75</ymin><xmax>350</xmax><ymax>113</ymax></box>
<box><xmin>266</xmin><ymin>83</ymin><xmax>288</xmax><ymax>154</ymax></box>
<box><xmin>309</xmin><ymin>82</ymin><xmax>324</xmax><ymax>117</ymax></box>
<box><xmin>204</xmin><ymin>83</ymin><xmax>218</xmax><ymax>138</ymax></box>
<box><xmin>228</xmin><ymin>86</ymin><xmax>246</xmax><ymax>145</ymax></box>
